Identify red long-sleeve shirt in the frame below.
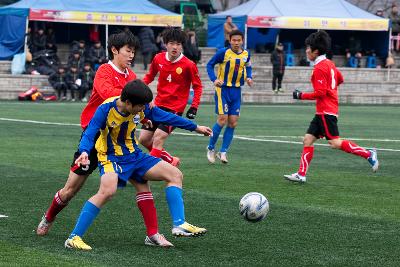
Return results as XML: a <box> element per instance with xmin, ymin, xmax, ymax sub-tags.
<box><xmin>80</xmin><ymin>62</ymin><xmax>136</xmax><ymax>129</ymax></box>
<box><xmin>301</xmin><ymin>55</ymin><xmax>343</xmax><ymax>116</ymax></box>
<box><xmin>143</xmin><ymin>52</ymin><xmax>202</xmax><ymax>113</ymax></box>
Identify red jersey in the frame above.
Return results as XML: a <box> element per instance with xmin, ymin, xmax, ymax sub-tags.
<box><xmin>301</xmin><ymin>55</ymin><xmax>344</xmax><ymax>116</ymax></box>
<box><xmin>80</xmin><ymin>62</ymin><xmax>136</xmax><ymax>129</ymax></box>
<box><xmin>143</xmin><ymin>52</ymin><xmax>202</xmax><ymax>113</ymax></box>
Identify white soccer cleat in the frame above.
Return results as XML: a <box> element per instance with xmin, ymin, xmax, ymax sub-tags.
<box><xmin>145</xmin><ymin>233</ymin><xmax>174</xmax><ymax>247</ymax></box>
<box><xmin>206</xmin><ymin>147</ymin><xmax>216</xmax><ymax>164</ymax></box>
<box><xmin>284</xmin><ymin>172</ymin><xmax>306</xmax><ymax>183</ymax></box>
<box><xmin>217</xmin><ymin>152</ymin><xmax>228</xmax><ymax>164</ymax></box>
<box><xmin>172</xmin><ymin>222</ymin><xmax>207</xmax><ymax>237</ymax></box>
<box><xmin>367</xmin><ymin>148</ymin><xmax>379</xmax><ymax>172</ymax></box>
<box><xmin>36</xmin><ymin>215</ymin><xmax>53</xmax><ymax>236</ymax></box>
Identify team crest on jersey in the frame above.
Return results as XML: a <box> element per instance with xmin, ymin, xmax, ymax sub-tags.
<box><xmin>176</xmin><ymin>67</ymin><xmax>182</xmax><ymax>74</ymax></box>
<box><xmin>133</xmin><ymin>114</ymin><xmax>140</xmax><ymax>125</ymax></box>
<box><xmin>242</xmin><ymin>57</ymin><xmax>247</xmax><ymax>62</ymax></box>
<box><xmin>110</xmin><ymin>121</ymin><xmax>117</xmax><ymax>127</ymax></box>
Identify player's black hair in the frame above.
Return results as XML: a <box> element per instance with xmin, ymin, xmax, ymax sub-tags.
<box><xmin>305</xmin><ymin>30</ymin><xmax>331</xmax><ymax>56</ymax></box>
<box><xmin>229</xmin><ymin>29</ymin><xmax>244</xmax><ymax>40</ymax></box>
<box><xmin>107</xmin><ymin>30</ymin><xmax>139</xmax><ymax>60</ymax></box>
<box><xmin>121</xmin><ymin>79</ymin><xmax>153</xmax><ymax>105</ymax></box>
<box><xmin>162</xmin><ymin>27</ymin><xmax>187</xmax><ymax>44</ymax></box>
<box><xmin>226</xmin><ymin>15</ymin><xmax>232</xmax><ymax>19</ymax></box>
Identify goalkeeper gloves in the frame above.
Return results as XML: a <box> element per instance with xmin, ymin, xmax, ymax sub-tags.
<box><xmin>293</xmin><ymin>89</ymin><xmax>303</xmax><ymax>100</ymax></box>
<box><xmin>186</xmin><ymin>107</ymin><xmax>197</xmax><ymax>119</ymax></box>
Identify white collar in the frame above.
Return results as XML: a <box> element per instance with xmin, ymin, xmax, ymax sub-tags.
<box><xmin>108</xmin><ymin>60</ymin><xmax>128</xmax><ymax>77</ymax></box>
<box><xmin>165</xmin><ymin>52</ymin><xmax>184</xmax><ymax>63</ymax></box>
<box><xmin>314</xmin><ymin>55</ymin><xmax>327</xmax><ymax>65</ymax></box>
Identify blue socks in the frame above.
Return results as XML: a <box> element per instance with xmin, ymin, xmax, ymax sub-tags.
<box><xmin>221</xmin><ymin>127</ymin><xmax>235</xmax><ymax>152</ymax></box>
<box><xmin>208</xmin><ymin>123</ymin><xmax>223</xmax><ymax>150</ymax></box>
<box><xmin>165</xmin><ymin>186</ymin><xmax>185</xmax><ymax>226</ymax></box>
<box><xmin>69</xmin><ymin>201</ymin><xmax>100</xmax><ymax>238</ymax></box>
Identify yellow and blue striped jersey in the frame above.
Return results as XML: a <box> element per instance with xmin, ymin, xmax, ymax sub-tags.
<box><xmin>79</xmin><ymin>97</ymin><xmax>197</xmax><ymax>161</ymax></box>
<box><xmin>207</xmin><ymin>47</ymin><xmax>252</xmax><ymax>88</ymax></box>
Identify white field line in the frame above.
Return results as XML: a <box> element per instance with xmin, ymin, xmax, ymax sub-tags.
<box><xmin>0</xmin><ymin>215</ymin><xmax>8</xmax><ymax>218</ymax></box>
<box><xmin>1</xmin><ymin>117</ymin><xmax>400</xmax><ymax>152</ymax></box>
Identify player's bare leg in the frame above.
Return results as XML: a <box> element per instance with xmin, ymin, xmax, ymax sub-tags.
<box><xmin>139</xmin><ymin>128</ymin><xmax>180</xmax><ymax>166</ymax></box>
<box><xmin>37</xmin><ymin>171</ymin><xmax>89</xmax><ymax>236</ymax></box>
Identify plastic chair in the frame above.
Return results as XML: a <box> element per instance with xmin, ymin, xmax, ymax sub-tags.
<box><xmin>366</xmin><ymin>56</ymin><xmax>376</xmax><ymax>68</ymax></box>
<box><xmin>348</xmin><ymin>57</ymin><xmax>357</xmax><ymax>68</ymax></box>
<box><xmin>286</xmin><ymin>53</ymin><xmax>295</xmax><ymax>66</ymax></box>
<box><xmin>283</xmin><ymin>42</ymin><xmax>293</xmax><ymax>54</ymax></box>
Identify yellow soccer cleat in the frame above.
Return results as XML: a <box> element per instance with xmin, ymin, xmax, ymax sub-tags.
<box><xmin>64</xmin><ymin>236</ymin><xmax>92</xmax><ymax>251</ymax></box>
<box><xmin>172</xmin><ymin>222</ymin><xmax>207</xmax><ymax>237</ymax></box>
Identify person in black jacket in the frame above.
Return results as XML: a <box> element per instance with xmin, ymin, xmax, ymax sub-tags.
<box><xmin>32</xmin><ymin>28</ymin><xmax>47</xmax><ymax>53</ymax></box>
<box><xmin>138</xmin><ymin>26</ymin><xmax>158</xmax><ymax>70</ymax></box>
<box><xmin>270</xmin><ymin>42</ymin><xmax>286</xmax><ymax>93</ymax></box>
<box><xmin>78</xmin><ymin>62</ymin><xmax>95</xmax><ymax>101</ymax></box>
<box><xmin>88</xmin><ymin>41</ymin><xmax>106</xmax><ymax>70</ymax></box>
<box><xmin>67</xmin><ymin>50</ymin><xmax>85</xmax><ymax>72</ymax></box>
<box><xmin>66</xmin><ymin>64</ymin><xmax>81</xmax><ymax>101</ymax></box>
<box><xmin>49</xmin><ymin>65</ymin><xmax>68</xmax><ymax>100</ymax></box>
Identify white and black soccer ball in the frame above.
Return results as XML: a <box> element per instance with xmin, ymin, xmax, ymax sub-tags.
<box><xmin>239</xmin><ymin>192</ymin><xmax>269</xmax><ymax>222</ymax></box>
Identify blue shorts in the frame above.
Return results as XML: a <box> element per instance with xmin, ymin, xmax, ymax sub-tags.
<box><xmin>98</xmin><ymin>151</ymin><xmax>161</xmax><ymax>187</ymax></box>
<box><xmin>214</xmin><ymin>86</ymin><xmax>241</xmax><ymax>115</ymax></box>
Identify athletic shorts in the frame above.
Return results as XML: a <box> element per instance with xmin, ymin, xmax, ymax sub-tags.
<box><xmin>70</xmin><ymin>131</ymin><xmax>100</xmax><ymax>175</ymax></box>
<box><xmin>307</xmin><ymin>114</ymin><xmax>340</xmax><ymax>140</ymax></box>
<box><xmin>98</xmin><ymin>151</ymin><xmax>161</xmax><ymax>187</ymax></box>
<box><xmin>141</xmin><ymin>106</ymin><xmax>182</xmax><ymax>134</ymax></box>
<box><xmin>214</xmin><ymin>86</ymin><xmax>241</xmax><ymax>115</ymax></box>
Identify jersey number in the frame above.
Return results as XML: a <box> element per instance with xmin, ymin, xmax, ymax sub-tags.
<box><xmin>166</xmin><ymin>74</ymin><xmax>172</xmax><ymax>83</ymax></box>
<box><xmin>330</xmin><ymin>69</ymin><xmax>336</xmax><ymax>90</ymax></box>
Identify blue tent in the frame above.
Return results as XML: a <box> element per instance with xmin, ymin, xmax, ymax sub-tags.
<box><xmin>208</xmin><ymin>0</ymin><xmax>389</xmax><ymax>54</ymax></box>
<box><xmin>0</xmin><ymin>8</ymin><xmax>29</xmax><ymax>60</ymax></box>
<box><xmin>0</xmin><ymin>0</ymin><xmax>182</xmax><ymax>59</ymax></box>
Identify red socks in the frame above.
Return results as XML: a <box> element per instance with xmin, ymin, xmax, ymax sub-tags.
<box><xmin>341</xmin><ymin>140</ymin><xmax>370</xmax><ymax>159</ymax></box>
<box><xmin>297</xmin><ymin>146</ymin><xmax>314</xmax><ymax>177</ymax></box>
<box><xmin>45</xmin><ymin>190</ymin><xmax>67</xmax><ymax>222</ymax></box>
<box><xmin>150</xmin><ymin>148</ymin><xmax>174</xmax><ymax>164</ymax></box>
<box><xmin>136</xmin><ymin>192</ymin><xmax>158</xmax><ymax>237</ymax></box>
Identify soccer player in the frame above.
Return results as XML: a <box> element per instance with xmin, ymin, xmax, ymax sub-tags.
<box><xmin>284</xmin><ymin>30</ymin><xmax>379</xmax><ymax>183</ymax></box>
<box><xmin>206</xmin><ymin>29</ymin><xmax>253</xmax><ymax>164</ymax></box>
<box><xmin>37</xmin><ymin>31</ymin><xmax>172</xmax><ymax>247</ymax></box>
<box><xmin>139</xmin><ymin>27</ymin><xmax>202</xmax><ymax>166</ymax></box>
<box><xmin>65</xmin><ymin>80</ymin><xmax>211</xmax><ymax>250</ymax></box>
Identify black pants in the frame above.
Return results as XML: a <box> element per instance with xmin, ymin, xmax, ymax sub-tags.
<box><xmin>272</xmin><ymin>72</ymin><xmax>284</xmax><ymax>90</ymax></box>
<box><xmin>54</xmin><ymin>83</ymin><xmax>68</xmax><ymax>98</ymax></box>
<box><xmin>69</xmin><ymin>84</ymin><xmax>80</xmax><ymax>100</ymax></box>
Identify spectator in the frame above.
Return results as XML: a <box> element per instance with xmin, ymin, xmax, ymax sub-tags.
<box><xmin>68</xmin><ymin>50</ymin><xmax>85</xmax><ymax>71</ymax></box>
<box><xmin>346</xmin><ymin>36</ymin><xmax>362</xmax><ymax>67</ymax></box>
<box><xmin>375</xmin><ymin>8</ymin><xmax>384</xmax><ymax>18</ymax></box>
<box><xmin>184</xmin><ymin>30</ymin><xmax>201</xmax><ymax>64</ymax></box>
<box><xmin>88</xmin><ymin>40</ymin><xmax>106</xmax><ymax>70</ymax></box>
<box><xmin>32</xmin><ymin>28</ymin><xmax>46</xmax><ymax>53</ymax></box>
<box><xmin>270</xmin><ymin>42</ymin><xmax>286</xmax><ymax>93</ymax></box>
<box><xmin>77</xmin><ymin>40</ymin><xmax>89</xmax><ymax>60</ymax></box>
<box><xmin>138</xmin><ymin>26</ymin><xmax>158</xmax><ymax>70</ymax></box>
<box><xmin>156</xmin><ymin>32</ymin><xmax>167</xmax><ymax>52</ymax></box>
<box><xmin>223</xmin><ymin>16</ymin><xmax>237</xmax><ymax>47</ymax></box>
<box><xmin>78</xmin><ymin>62</ymin><xmax>95</xmax><ymax>102</ymax></box>
<box><xmin>389</xmin><ymin>4</ymin><xmax>400</xmax><ymax>36</ymax></box>
<box><xmin>89</xmin><ymin>25</ymin><xmax>100</xmax><ymax>43</ymax></box>
<box><xmin>49</xmin><ymin>65</ymin><xmax>68</xmax><ymax>100</ymax></box>
<box><xmin>66</xmin><ymin>64</ymin><xmax>81</xmax><ymax>101</ymax></box>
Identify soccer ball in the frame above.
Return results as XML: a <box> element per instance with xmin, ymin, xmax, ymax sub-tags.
<box><xmin>239</xmin><ymin>192</ymin><xmax>269</xmax><ymax>222</ymax></box>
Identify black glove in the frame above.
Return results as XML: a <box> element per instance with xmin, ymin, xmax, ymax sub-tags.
<box><xmin>186</xmin><ymin>107</ymin><xmax>197</xmax><ymax>119</ymax></box>
<box><xmin>293</xmin><ymin>89</ymin><xmax>303</xmax><ymax>100</ymax></box>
